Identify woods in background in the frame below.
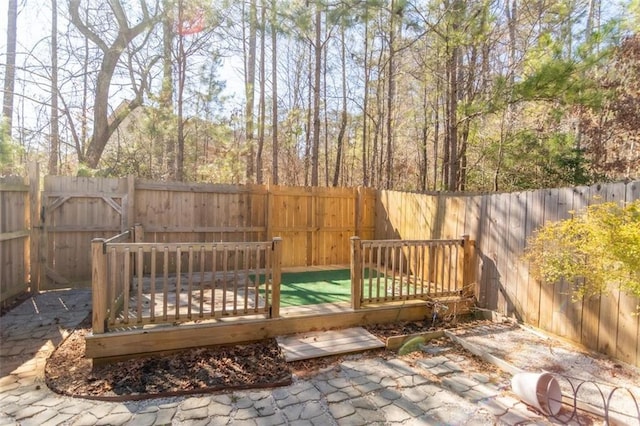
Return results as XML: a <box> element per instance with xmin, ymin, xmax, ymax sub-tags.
<box><xmin>1</xmin><ymin>0</ymin><xmax>639</xmax><ymax>191</ymax></box>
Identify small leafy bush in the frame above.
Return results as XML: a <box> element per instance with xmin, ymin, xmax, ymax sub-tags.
<box><xmin>524</xmin><ymin>199</ymin><xmax>640</xmax><ymax>302</ymax></box>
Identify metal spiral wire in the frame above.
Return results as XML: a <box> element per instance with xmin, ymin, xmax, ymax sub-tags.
<box><xmin>547</xmin><ymin>373</ymin><xmax>640</xmax><ymax>425</ymax></box>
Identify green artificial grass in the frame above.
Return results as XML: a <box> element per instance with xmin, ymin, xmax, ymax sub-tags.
<box><xmin>260</xmin><ymin>269</ymin><xmax>352</xmax><ymax>307</ymax></box>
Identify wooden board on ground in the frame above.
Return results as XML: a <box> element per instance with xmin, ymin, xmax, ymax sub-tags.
<box><xmin>276</xmin><ymin>327</ymin><xmax>385</xmax><ymax>362</ymax></box>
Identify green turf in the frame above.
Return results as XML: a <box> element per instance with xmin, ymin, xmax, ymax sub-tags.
<box><xmin>261</xmin><ymin>269</ymin><xmax>352</xmax><ymax>307</ymax></box>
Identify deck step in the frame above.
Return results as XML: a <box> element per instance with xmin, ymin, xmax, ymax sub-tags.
<box><xmin>276</xmin><ymin>327</ymin><xmax>385</xmax><ymax>362</ymax></box>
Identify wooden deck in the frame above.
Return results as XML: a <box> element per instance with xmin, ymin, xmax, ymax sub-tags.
<box><xmin>86</xmin><ymin>262</ymin><xmax>474</xmax><ymax>362</ymax></box>
<box><xmin>86</xmin><ymin>296</ymin><xmax>473</xmax><ymax>361</ymax></box>
<box><xmin>277</xmin><ymin>327</ymin><xmax>385</xmax><ymax>362</ymax></box>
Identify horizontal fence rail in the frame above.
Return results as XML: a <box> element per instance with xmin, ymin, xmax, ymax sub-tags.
<box><xmin>350</xmin><ymin>236</ymin><xmax>473</xmax><ymax>309</ymax></box>
<box><xmin>92</xmin><ymin>233</ymin><xmax>282</xmax><ymax>333</ymax></box>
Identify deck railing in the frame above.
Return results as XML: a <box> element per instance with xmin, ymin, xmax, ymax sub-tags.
<box><xmin>92</xmin><ymin>228</ymin><xmax>282</xmax><ymax>333</ymax></box>
<box><xmin>350</xmin><ymin>236</ymin><xmax>474</xmax><ymax>309</ymax></box>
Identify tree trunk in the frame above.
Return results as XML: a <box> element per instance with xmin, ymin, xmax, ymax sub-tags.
<box><xmin>385</xmin><ymin>0</ymin><xmax>397</xmax><ymax>190</ymax></box>
<box><xmin>323</xmin><ymin>52</ymin><xmax>329</xmax><ymax>187</ymax></box>
<box><xmin>49</xmin><ymin>0</ymin><xmax>59</xmax><ymax>175</ymax></box>
<box><xmin>2</xmin><ymin>0</ymin><xmax>17</xmax><ymax>133</ymax></box>
<box><xmin>176</xmin><ymin>0</ymin><xmax>186</xmax><ymax>181</ymax></box>
<box><xmin>69</xmin><ymin>0</ymin><xmax>157</xmax><ymax>168</ymax></box>
<box><xmin>256</xmin><ymin>0</ymin><xmax>266</xmax><ymax>184</ymax></box>
<box><xmin>333</xmin><ymin>25</ymin><xmax>347</xmax><ymax>187</ymax></box>
<box><xmin>310</xmin><ymin>4</ymin><xmax>322</xmax><ymax>186</ymax></box>
<box><xmin>419</xmin><ymin>80</ymin><xmax>428</xmax><ymax>192</ymax></box>
<box><xmin>162</xmin><ymin>0</ymin><xmax>174</xmax><ymax>179</ymax></box>
<box><xmin>271</xmin><ymin>0</ymin><xmax>279</xmax><ymax>185</ymax></box>
<box><xmin>361</xmin><ymin>13</ymin><xmax>370</xmax><ymax>187</ymax></box>
<box><xmin>304</xmin><ymin>43</ymin><xmax>312</xmax><ymax>186</ymax></box>
<box><xmin>245</xmin><ymin>0</ymin><xmax>257</xmax><ymax>182</ymax></box>
<box><xmin>78</xmin><ymin>5</ymin><xmax>90</xmax><ymax>162</ymax></box>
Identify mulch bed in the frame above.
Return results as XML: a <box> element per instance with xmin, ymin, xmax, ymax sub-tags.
<box><xmin>45</xmin><ymin>326</ymin><xmax>292</xmax><ymax>401</ymax></box>
<box><xmin>45</xmin><ymin>314</ymin><xmax>474</xmax><ymax>400</ymax></box>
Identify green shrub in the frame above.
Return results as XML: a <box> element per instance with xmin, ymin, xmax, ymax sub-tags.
<box><xmin>524</xmin><ymin>199</ymin><xmax>640</xmax><ymax>303</ymax></box>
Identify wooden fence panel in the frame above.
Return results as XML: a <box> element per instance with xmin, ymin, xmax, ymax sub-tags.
<box><xmin>316</xmin><ymin>187</ymin><xmax>357</xmax><ymax>265</ymax></box>
<box><xmin>358</xmin><ymin>188</ymin><xmax>377</xmax><ymax>241</ymax></box>
<box><xmin>134</xmin><ymin>181</ymin><xmax>268</xmax><ymax>245</ymax></box>
<box><xmin>269</xmin><ymin>186</ymin><xmax>312</xmax><ymax>267</ymax></box>
<box><xmin>0</xmin><ymin>176</ymin><xmax>29</xmax><ymax>304</ymax></box>
<box><xmin>40</xmin><ymin>180</ymin><xmax>371</xmax><ymax>278</ymax></box>
<box><xmin>41</xmin><ymin>176</ymin><xmax>128</xmax><ymax>288</ymax></box>
<box><xmin>463</xmin><ymin>195</ymin><xmax>483</xmax><ymax>303</ymax></box>
<box><xmin>509</xmin><ymin>191</ymin><xmax>528</xmax><ymax>321</ymax></box>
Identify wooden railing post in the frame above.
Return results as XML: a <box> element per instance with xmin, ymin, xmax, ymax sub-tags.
<box><xmin>461</xmin><ymin>235</ymin><xmax>474</xmax><ymax>297</ymax></box>
<box><xmin>351</xmin><ymin>236</ymin><xmax>362</xmax><ymax>310</ymax></box>
<box><xmin>270</xmin><ymin>237</ymin><xmax>282</xmax><ymax>318</ymax></box>
<box><xmin>92</xmin><ymin>238</ymin><xmax>107</xmax><ymax>334</ymax></box>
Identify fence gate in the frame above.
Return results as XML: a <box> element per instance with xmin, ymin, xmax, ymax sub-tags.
<box><xmin>39</xmin><ymin>176</ymin><xmax>132</xmax><ymax>289</ymax></box>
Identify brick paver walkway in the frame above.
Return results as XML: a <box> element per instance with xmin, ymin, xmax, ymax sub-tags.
<box><xmin>0</xmin><ymin>290</ymin><xmax>576</xmax><ymax>425</ymax></box>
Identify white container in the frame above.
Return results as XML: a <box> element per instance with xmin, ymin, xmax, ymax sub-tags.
<box><xmin>511</xmin><ymin>372</ymin><xmax>562</xmax><ymax>416</ymax></box>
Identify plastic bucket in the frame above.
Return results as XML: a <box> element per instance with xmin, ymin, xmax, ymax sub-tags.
<box><xmin>511</xmin><ymin>372</ymin><xmax>562</xmax><ymax>416</ymax></box>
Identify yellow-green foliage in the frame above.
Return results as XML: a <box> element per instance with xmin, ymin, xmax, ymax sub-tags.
<box><xmin>524</xmin><ymin>200</ymin><xmax>640</xmax><ymax>301</ymax></box>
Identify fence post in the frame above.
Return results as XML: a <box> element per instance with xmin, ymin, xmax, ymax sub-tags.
<box><xmin>92</xmin><ymin>238</ymin><xmax>107</xmax><ymax>334</ymax></box>
<box><xmin>461</xmin><ymin>235</ymin><xmax>474</xmax><ymax>297</ymax></box>
<box><xmin>270</xmin><ymin>237</ymin><xmax>282</xmax><ymax>319</ymax></box>
<box><xmin>354</xmin><ymin>187</ymin><xmax>362</xmax><ymax>238</ymax></box>
<box><xmin>125</xmin><ymin>175</ymin><xmax>135</xmax><ymax>231</ymax></box>
<box><xmin>28</xmin><ymin>162</ymin><xmax>41</xmax><ymax>293</ymax></box>
<box><xmin>351</xmin><ymin>236</ymin><xmax>362</xmax><ymax>310</ymax></box>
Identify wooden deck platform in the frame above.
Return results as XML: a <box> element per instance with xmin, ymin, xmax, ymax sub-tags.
<box><xmin>276</xmin><ymin>327</ymin><xmax>385</xmax><ymax>362</ymax></box>
<box><xmin>86</xmin><ymin>296</ymin><xmax>473</xmax><ymax>361</ymax></box>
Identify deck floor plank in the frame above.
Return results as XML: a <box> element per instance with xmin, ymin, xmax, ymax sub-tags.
<box><xmin>276</xmin><ymin>327</ymin><xmax>385</xmax><ymax>362</ymax></box>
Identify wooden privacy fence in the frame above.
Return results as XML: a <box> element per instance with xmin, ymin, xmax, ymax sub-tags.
<box><xmin>37</xmin><ymin>178</ymin><xmax>376</xmax><ymax>290</ymax></box>
<box><xmin>91</xmin><ymin>227</ymin><xmax>283</xmax><ymax>333</ymax></box>
<box><xmin>0</xmin><ymin>164</ymin><xmax>39</xmax><ymax>305</ymax></box>
<box><xmin>376</xmin><ymin>181</ymin><xmax>640</xmax><ymax>368</ymax></box>
<box><xmin>4</xmin><ymin>170</ymin><xmax>638</xmax><ymax>368</ymax></box>
<box><xmin>350</xmin><ymin>236</ymin><xmax>474</xmax><ymax>309</ymax></box>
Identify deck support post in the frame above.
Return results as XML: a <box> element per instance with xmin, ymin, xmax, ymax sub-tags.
<box><xmin>92</xmin><ymin>238</ymin><xmax>107</xmax><ymax>334</ymax></box>
<box><xmin>351</xmin><ymin>236</ymin><xmax>362</xmax><ymax>310</ymax></box>
<box><xmin>271</xmin><ymin>237</ymin><xmax>282</xmax><ymax>318</ymax></box>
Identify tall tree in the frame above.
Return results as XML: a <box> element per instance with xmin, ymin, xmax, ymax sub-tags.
<box><xmin>69</xmin><ymin>0</ymin><xmax>160</xmax><ymax>168</ymax></box>
<box><xmin>161</xmin><ymin>0</ymin><xmax>175</xmax><ymax>178</ymax></box>
<box><xmin>332</xmin><ymin>24</ymin><xmax>348</xmax><ymax>187</ymax></box>
<box><xmin>361</xmin><ymin>6</ymin><xmax>371</xmax><ymax>187</ymax></box>
<box><xmin>245</xmin><ymin>0</ymin><xmax>257</xmax><ymax>181</ymax></box>
<box><xmin>385</xmin><ymin>0</ymin><xmax>399</xmax><ymax>189</ymax></box>
<box><xmin>256</xmin><ymin>0</ymin><xmax>266</xmax><ymax>184</ymax></box>
<box><xmin>49</xmin><ymin>0</ymin><xmax>60</xmax><ymax>175</ymax></box>
<box><xmin>271</xmin><ymin>0</ymin><xmax>279</xmax><ymax>185</ymax></box>
<box><xmin>310</xmin><ymin>3</ymin><xmax>323</xmax><ymax>186</ymax></box>
<box><xmin>2</xmin><ymin>0</ymin><xmax>18</xmax><ymax>134</ymax></box>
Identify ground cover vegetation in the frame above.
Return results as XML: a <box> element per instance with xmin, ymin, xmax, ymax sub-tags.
<box><xmin>1</xmin><ymin>0</ymin><xmax>639</xmax><ymax>191</ymax></box>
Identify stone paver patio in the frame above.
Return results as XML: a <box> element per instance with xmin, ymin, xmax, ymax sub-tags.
<box><xmin>0</xmin><ymin>289</ymin><xmax>624</xmax><ymax>425</ymax></box>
